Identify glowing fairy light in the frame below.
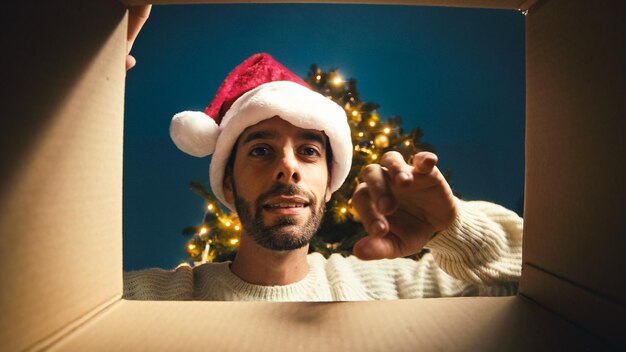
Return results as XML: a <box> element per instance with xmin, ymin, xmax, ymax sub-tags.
<box><xmin>332</xmin><ymin>76</ymin><xmax>343</xmax><ymax>85</ymax></box>
<box><xmin>207</xmin><ymin>203</ymin><xmax>214</xmax><ymax>211</ymax></box>
<box><xmin>340</xmin><ymin>207</ymin><xmax>347</xmax><ymax>214</ymax></box>
<box><xmin>358</xmin><ymin>132</ymin><xmax>364</xmax><ymax>137</ymax></box>
<box><xmin>188</xmin><ymin>244</ymin><xmax>196</xmax><ymax>250</ymax></box>
<box><xmin>404</xmin><ymin>140</ymin><xmax>411</xmax><ymax>146</ymax></box>
<box><xmin>316</xmin><ymin>74</ymin><xmax>321</xmax><ymax>81</ymax></box>
<box><xmin>383</xmin><ymin>127</ymin><xmax>391</xmax><ymax>134</ymax></box>
<box><xmin>369</xmin><ymin>121</ymin><xmax>376</xmax><ymax>127</ymax></box>
<box><xmin>230</xmin><ymin>238</ymin><xmax>239</xmax><ymax>245</ymax></box>
<box><xmin>371</xmin><ymin>154</ymin><xmax>378</xmax><ymax>160</ymax></box>
<box><xmin>234</xmin><ymin>225</ymin><xmax>241</xmax><ymax>231</ymax></box>
<box><xmin>199</xmin><ymin>227</ymin><xmax>208</xmax><ymax>235</ymax></box>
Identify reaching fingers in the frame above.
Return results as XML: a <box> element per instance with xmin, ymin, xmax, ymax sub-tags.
<box><xmin>126</xmin><ymin>5</ymin><xmax>151</xmax><ymax>71</ymax></box>
<box><xmin>126</xmin><ymin>54</ymin><xmax>137</xmax><ymax>71</ymax></box>
<box><xmin>408</xmin><ymin>151</ymin><xmax>444</xmax><ymax>191</ymax></box>
<box><xmin>351</xmin><ymin>183</ymin><xmax>389</xmax><ymax>237</ymax></box>
<box><xmin>127</xmin><ymin>5</ymin><xmax>151</xmax><ymax>53</ymax></box>
<box><xmin>380</xmin><ymin>151</ymin><xmax>414</xmax><ymax>187</ymax></box>
<box><xmin>358</xmin><ymin>163</ymin><xmax>397</xmax><ymax>214</ymax></box>
<box><xmin>411</xmin><ymin>151</ymin><xmax>438</xmax><ymax>175</ymax></box>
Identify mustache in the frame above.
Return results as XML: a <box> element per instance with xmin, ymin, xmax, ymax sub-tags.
<box><xmin>256</xmin><ymin>183</ymin><xmax>316</xmax><ymax>206</ymax></box>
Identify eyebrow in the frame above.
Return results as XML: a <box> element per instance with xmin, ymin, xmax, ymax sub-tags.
<box><xmin>241</xmin><ymin>129</ymin><xmax>326</xmax><ymax>146</ymax></box>
<box><xmin>297</xmin><ymin>131</ymin><xmax>325</xmax><ymax>146</ymax></box>
<box><xmin>242</xmin><ymin>130</ymin><xmax>277</xmax><ymax>145</ymax></box>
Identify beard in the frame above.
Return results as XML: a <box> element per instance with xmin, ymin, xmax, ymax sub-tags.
<box><xmin>233</xmin><ymin>183</ymin><xmax>326</xmax><ymax>251</ymax></box>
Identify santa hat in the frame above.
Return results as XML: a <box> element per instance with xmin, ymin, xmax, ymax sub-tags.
<box><xmin>170</xmin><ymin>53</ymin><xmax>352</xmax><ymax>210</ymax></box>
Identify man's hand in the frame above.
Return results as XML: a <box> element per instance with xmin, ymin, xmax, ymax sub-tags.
<box><xmin>126</xmin><ymin>5</ymin><xmax>151</xmax><ymax>71</ymax></box>
<box><xmin>351</xmin><ymin>151</ymin><xmax>458</xmax><ymax>260</ymax></box>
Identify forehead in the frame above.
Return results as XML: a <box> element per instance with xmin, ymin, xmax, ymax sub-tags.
<box><xmin>238</xmin><ymin>116</ymin><xmax>326</xmax><ymax>144</ymax></box>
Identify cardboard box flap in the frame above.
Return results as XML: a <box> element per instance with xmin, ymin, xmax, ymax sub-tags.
<box><xmin>0</xmin><ymin>2</ymin><xmax>126</xmax><ymax>351</ymax></box>
<box><xmin>522</xmin><ymin>0</ymin><xmax>626</xmax><ymax>341</ymax></box>
<box><xmin>50</xmin><ymin>297</ymin><xmax>602</xmax><ymax>351</ymax></box>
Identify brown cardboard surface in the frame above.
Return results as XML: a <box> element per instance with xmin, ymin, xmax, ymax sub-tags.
<box><xmin>523</xmin><ymin>0</ymin><xmax>626</xmax><ymax>306</ymax></box>
<box><xmin>520</xmin><ymin>264</ymin><xmax>626</xmax><ymax>347</ymax></box>
<box><xmin>51</xmin><ymin>297</ymin><xmax>602</xmax><ymax>351</ymax></box>
<box><xmin>0</xmin><ymin>2</ymin><xmax>127</xmax><ymax>351</ymax></box>
<box><xmin>124</xmin><ymin>0</ymin><xmax>536</xmax><ymax>10</ymax></box>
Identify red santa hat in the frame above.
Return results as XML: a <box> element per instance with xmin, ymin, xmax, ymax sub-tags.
<box><xmin>170</xmin><ymin>53</ymin><xmax>352</xmax><ymax>210</ymax></box>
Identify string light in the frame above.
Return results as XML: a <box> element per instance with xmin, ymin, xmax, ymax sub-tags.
<box><xmin>225</xmin><ymin>221</ymin><xmax>231</xmax><ymax>227</ymax></box>
<box><xmin>315</xmin><ymin>74</ymin><xmax>321</xmax><ymax>81</ymax></box>
<box><xmin>234</xmin><ymin>225</ymin><xmax>241</xmax><ymax>231</ymax></box>
<box><xmin>358</xmin><ymin>132</ymin><xmax>364</xmax><ymax>137</ymax></box>
<box><xmin>340</xmin><ymin>207</ymin><xmax>347</xmax><ymax>214</ymax></box>
<box><xmin>188</xmin><ymin>244</ymin><xmax>196</xmax><ymax>250</ymax></box>
<box><xmin>371</xmin><ymin>154</ymin><xmax>378</xmax><ymax>160</ymax></box>
<box><xmin>369</xmin><ymin>121</ymin><xmax>376</xmax><ymax>127</ymax></box>
<box><xmin>383</xmin><ymin>127</ymin><xmax>391</xmax><ymax>134</ymax></box>
<box><xmin>352</xmin><ymin>111</ymin><xmax>358</xmax><ymax>117</ymax></box>
<box><xmin>332</xmin><ymin>76</ymin><xmax>343</xmax><ymax>86</ymax></box>
<box><xmin>199</xmin><ymin>227</ymin><xmax>208</xmax><ymax>235</ymax></box>
<box><xmin>230</xmin><ymin>238</ymin><xmax>239</xmax><ymax>245</ymax></box>
<box><xmin>207</xmin><ymin>203</ymin><xmax>214</xmax><ymax>211</ymax></box>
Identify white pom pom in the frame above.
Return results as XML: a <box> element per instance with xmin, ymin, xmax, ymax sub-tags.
<box><xmin>170</xmin><ymin>111</ymin><xmax>220</xmax><ymax>157</ymax></box>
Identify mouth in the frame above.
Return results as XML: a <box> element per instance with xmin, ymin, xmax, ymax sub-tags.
<box><xmin>262</xmin><ymin>196</ymin><xmax>310</xmax><ymax>213</ymax></box>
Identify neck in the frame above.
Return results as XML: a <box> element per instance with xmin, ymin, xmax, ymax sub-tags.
<box><xmin>230</xmin><ymin>233</ymin><xmax>310</xmax><ymax>286</ymax></box>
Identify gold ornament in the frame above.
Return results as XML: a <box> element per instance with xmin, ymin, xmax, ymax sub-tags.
<box><xmin>374</xmin><ymin>134</ymin><xmax>390</xmax><ymax>148</ymax></box>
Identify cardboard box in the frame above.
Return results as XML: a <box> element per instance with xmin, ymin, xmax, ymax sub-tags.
<box><xmin>1</xmin><ymin>0</ymin><xmax>624</xmax><ymax>350</ymax></box>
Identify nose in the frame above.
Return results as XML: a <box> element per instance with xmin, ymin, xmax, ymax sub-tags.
<box><xmin>275</xmin><ymin>147</ymin><xmax>301</xmax><ymax>184</ymax></box>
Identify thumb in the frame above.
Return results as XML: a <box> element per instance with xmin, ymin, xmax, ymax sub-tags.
<box><xmin>353</xmin><ymin>236</ymin><xmax>398</xmax><ymax>260</ymax></box>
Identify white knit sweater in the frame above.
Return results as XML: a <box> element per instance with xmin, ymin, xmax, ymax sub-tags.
<box><xmin>124</xmin><ymin>200</ymin><xmax>523</xmax><ymax>301</ymax></box>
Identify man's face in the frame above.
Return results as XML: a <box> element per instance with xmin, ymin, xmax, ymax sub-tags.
<box><xmin>223</xmin><ymin>116</ymin><xmax>332</xmax><ymax>251</ymax></box>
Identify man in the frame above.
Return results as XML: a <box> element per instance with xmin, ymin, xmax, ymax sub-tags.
<box><xmin>124</xmin><ymin>53</ymin><xmax>522</xmax><ymax>301</ymax></box>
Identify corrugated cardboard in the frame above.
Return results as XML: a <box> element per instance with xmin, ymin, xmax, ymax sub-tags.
<box><xmin>1</xmin><ymin>0</ymin><xmax>624</xmax><ymax>351</ymax></box>
<box><xmin>50</xmin><ymin>297</ymin><xmax>599</xmax><ymax>351</ymax></box>
<box><xmin>521</xmin><ymin>0</ymin><xmax>626</xmax><ymax>346</ymax></box>
<box><xmin>1</xmin><ymin>1</ymin><xmax>126</xmax><ymax>351</ymax></box>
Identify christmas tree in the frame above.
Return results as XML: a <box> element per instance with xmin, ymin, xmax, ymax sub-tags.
<box><xmin>183</xmin><ymin>65</ymin><xmax>444</xmax><ymax>264</ymax></box>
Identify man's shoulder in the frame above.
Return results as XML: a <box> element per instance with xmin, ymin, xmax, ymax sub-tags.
<box><xmin>123</xmin><ymin>262</ymin><xmax>231</xmax><ymax>300</ymax></box>
<box><xmin>123</xmin><ymin>264</ymin><xmax>194</xmax><ymax>300</ymax></box>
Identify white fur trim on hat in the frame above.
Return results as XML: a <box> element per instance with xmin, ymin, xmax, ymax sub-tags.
<box><xmin>210</xmin><ymin>81</ymin><xmax>353</xmax><ymax>210</ymax></box>
<box><xmin>170</xmin><ymin>111</ymin><xmax>220</xmax><ymax>157</ymax></box>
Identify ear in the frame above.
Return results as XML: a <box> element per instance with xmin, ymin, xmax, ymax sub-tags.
<box><xmin>324</xmin><ymin>183</ymin><xmax>332</xmax><ymax>203</ymax></box>
<box><xmin>223</xmin><ymin>173</ymin><xmax>235</xmax><ymax>206</ymax></box>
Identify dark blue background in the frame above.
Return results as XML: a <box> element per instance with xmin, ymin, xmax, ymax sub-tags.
<box><xmin>124</xmin><ymin>4</ymin><xmax>525</xmax><ymax>271</ymax></box>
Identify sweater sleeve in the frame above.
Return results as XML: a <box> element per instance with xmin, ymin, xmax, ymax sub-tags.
<box><xmin>424</xmin><ymin>199</ymin><xmax>523</xmax><ymax>286</ymax></box>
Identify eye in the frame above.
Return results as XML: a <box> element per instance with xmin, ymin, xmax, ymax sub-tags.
<box><xmin>249</xmin><ymin>146</ymin><xmax>272</xmax><ymax>157</ymax></box>
<box><xmin>300</xmin><ymin>146</ymin><xmax>321</xmax><ymax>157</ymax></box>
